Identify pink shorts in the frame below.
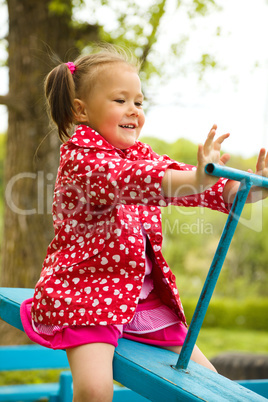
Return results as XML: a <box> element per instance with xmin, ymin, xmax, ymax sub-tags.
<box><xmin>21</xmin><ymin>297</ymin><xmax>187</xmax><ymax>350</ymax></box>
<box><xmin>123</xmin><ymin>322</ymin><xmax>187</xmax><ymax>347</ymax></box>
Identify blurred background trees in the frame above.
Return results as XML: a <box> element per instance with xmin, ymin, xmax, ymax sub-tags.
<box><xmin>0</xmin><ymin>0</ymin><xmax>168</xmax><ymax>287</ymax></box>
<box><xmin>0</xmin><ymin>0</ymin><xmax>267</xmax><ymax>298</ymax></box>
<box><xmin>0</xmin><ymin>0</ymin><xmax>223</xmax><ymax>288</ymax></box>
<box><xmin>0</xmin><ymin>0</ymin><xmax>267</xmax><ymax>349</ymax></box>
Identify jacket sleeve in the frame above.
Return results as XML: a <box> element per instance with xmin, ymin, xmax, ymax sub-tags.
<box><xmin>57</xmin><ymin>145</ymin><xmax>230</xmax><ymax>214</ymax></box>
<box><xmin>150</xmin><ymin>151</ymin><xmax>230</xmax><ymax>214</ymax></box>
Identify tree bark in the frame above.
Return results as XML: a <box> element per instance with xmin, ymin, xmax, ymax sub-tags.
<box><xmin>1</xmin><ymin>0</ymin><xmax>99</xmax><ymax>287</ymax></box>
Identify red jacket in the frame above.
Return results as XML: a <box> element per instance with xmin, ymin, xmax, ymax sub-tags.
<box><xmin>31</xmin><ymin>125</ymin><xmax>229</xmax><ymax>327</ymax></box>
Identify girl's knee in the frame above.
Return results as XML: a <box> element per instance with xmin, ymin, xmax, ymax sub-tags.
<box><xmin>73</xmin><ymin>379</ymin><xmax>113</xmax><ymax>402</ymax></box>
<box><xmin>191</xmin><ymin>345</ymin><xmax>218</xmax><ymax>372</ymax></box>
<box><xmin>66</xmin><ymin>343</ymin><xmax>115</xmax><ymax>402</ymax></box>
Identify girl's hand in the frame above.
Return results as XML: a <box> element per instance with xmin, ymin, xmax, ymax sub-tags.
<box><xmin>223</xmin><ymin>147</ymin><xmax>268</xmax><ymax>205</ymax></box>
<box><xmin>162</xmin><ymin>124</ymin><xmax>230</xmax><ymax>198</ymax></box>
<box><xmin>246</xmin><ymin>148</ymin><xmax>268</xmax><ymax>203</ymax></box>
<box><xmin>196</xmin><ymin>124</ymin><xmax>230</xmax><ymax>190</ymax></box>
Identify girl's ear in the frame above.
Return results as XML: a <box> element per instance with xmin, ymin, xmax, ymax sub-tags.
<box><xmin>73</xmin><ymin>99</ymin><xmax>89</xmax><ymax>123</ymax></box>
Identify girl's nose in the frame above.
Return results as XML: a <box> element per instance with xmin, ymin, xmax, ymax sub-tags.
<box><xmin>127</xmin><ymin>103</ymin><xmax>139</xmax><ymax>116</ymax></box>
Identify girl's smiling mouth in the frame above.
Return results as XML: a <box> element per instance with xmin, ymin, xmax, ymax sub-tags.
<box><xmin>119</xmin><ymin>124</ymin><xmax>136</xmax><ymax>129</ymax></box>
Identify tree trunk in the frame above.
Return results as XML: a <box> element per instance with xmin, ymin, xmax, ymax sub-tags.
<box><xmin>1</xmin><ymin>0</ymin><xmax>99</xmax><ymax>287</ymax></box>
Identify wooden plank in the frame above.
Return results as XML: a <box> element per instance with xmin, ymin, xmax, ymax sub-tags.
<box><xmin>1</xmin><ymin>288</ymin><xmax>266</xmax><ymax>401</ymax></box>
<box><xmin>0</xmin><ymin>383</ymin><xmax>59</xmax><ymax>402</ymax></box>
<box><xmin>113</xmin><ymin>385</ymin><xmax>149</xmax><ymax>402</ymax></box>
<box><xmin>0</xmin><ymin>345</ymin><xmax>69</xmax><ymax>371</ymax></box>
<box><xmin>237</xmin><ymin>380</ymin><xmax>268</xmax><ymax>399</ymax></box>
<box><xmin>0</xmin><ymin>287</ymin><xmax>33</xmax><ymax>331</ymax></box>
<box><xmin>114</xmin><ymin>338</ymin><xmax>267</xmax><ymax>401</ymax></box>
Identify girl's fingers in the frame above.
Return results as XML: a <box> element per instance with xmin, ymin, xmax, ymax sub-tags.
<box><xmin>215</xmin><ymin>133</ymin><xmax>230</xmax><ymax>145</ymax></box>
<box><xmin>204</xmin><ymin>132</ymin><xmax>229</xmax><ymax>157</ymax></box>
<box><xmin>201</xmin><ymin>125</ymin><xmax>230</xmax><ymax>161</ymax></box>
<box><xmin>203</xmin><ymin>127</ymin><xmax>216</xmax><ymax>155</ymax></box>
<box><xmin>209</xmin><ymin>124</ymin><xmax>217</xmax><ymax>132</ymax></box>
<box><xmin>207</xmin><ymin>124</ymin><xmax>217</xmax><ymax>140</ymax></box>
<box><xmin>256</xmin><ymin>148</ymin><xmax>267</xmax><ymax>173</ymax></box>
<box><xmin>197</xmin><ymin>143</ymin><xmax>205</xmax><ymax>164</ymax></box>
<box><xmin>213</xmin><ymin>133</ymin><xmax>230</xmax><ymax>153</ymax></box>
<box><xmin>219</xmin><ymin>152</ymin><xmax>230</xmax><ymax>166</ymax></box>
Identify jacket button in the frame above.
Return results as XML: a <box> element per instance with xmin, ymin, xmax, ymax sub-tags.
<box><xmin>155</xmin><ymin>234</ymin><xmax>162</xmax><ymax>243</ymax></box>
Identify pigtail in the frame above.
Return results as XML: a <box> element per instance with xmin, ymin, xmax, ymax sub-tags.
<box><xmin>44</xmin><ymin>63</ymin><xmax>76</xmax><ymax>142</ymax></box>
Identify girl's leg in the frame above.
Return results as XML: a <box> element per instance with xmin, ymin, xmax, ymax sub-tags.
<box><xmin>66</xmin><ymin>342</ymin><xmax>115</xmax><ymax>402</ymax></box>
<box><xmin>161</xmin><ymin>344</ymin><xmax>217</xmax><ymax>372</ymax></box>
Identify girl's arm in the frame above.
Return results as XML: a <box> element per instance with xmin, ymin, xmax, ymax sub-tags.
<box><xmin>162</xmin><ymin>124</ymin><xmax>268</xmax><ymax>204</ymax></box>
<box><xmin>161</xmin><ymin>124</ymin><xmax>230</xmax><ymax>198</ymax></box>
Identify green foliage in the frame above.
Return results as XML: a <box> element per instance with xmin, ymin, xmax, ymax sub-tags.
<box><xmin>0</xmin><ymin>369</ymin><xmax>64</xmax><ymax>386</ymax></box>
<box><xmin>48</xmin><ymin>0</ymin><xmax>74</xmax><ymax>17</ymax></box>
<box><xmin>98</xmin><ymin>0</ymin><xmax>169</xmax><ymax>83</ymax></box>
<box><xmin>190</xmin><ymin>0</ymin><xmax>220</xmax><ymax>17</ymax></box>
<box><xmin>141</xmin><ymin>135</ymin><xmax>256</xmax><ymax>170</ymax></box>
<box><xmin>183</xmin><ymin>298</ymin><xmax>268</xmax><ymax>331</ymax></box>
<box><xmin>141</xmin><ymin>135</ymin><xmax>198</xmax><ymax>165</ymax></box>
<box><xmin>49</xmin><ymin>0</ymin><xmax>225</xmax><ymax>85</ymax></box>
<box><xmin>198</xmin><ymin>328</ymin><xmax>268</xmax><ymax>359</ymax></box>
<box><xmin>197</xmin><ymin>53</ymin><xmax>217</xmax><ymax>79</ymax></box>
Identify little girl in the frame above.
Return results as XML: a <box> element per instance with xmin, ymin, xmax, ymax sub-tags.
<box><xmin>21</xmin><ymin>46</ymin><xmax>268</xmax><ymax>401</ymax></box>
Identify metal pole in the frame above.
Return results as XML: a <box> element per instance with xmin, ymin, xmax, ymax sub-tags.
<box><xmin>205</xmin><ymin>163</ymin><xmax>268</xmax><ymax>188</ymax></box>
<box><xmin>175</xmin><ymin>163</ymin><xmax>264</xmax><ymax>370</ymax></box>
<box><xmin>176</xmin><ymin>164</ymin><xmax>268</xmax><ymax>370</ymax></box>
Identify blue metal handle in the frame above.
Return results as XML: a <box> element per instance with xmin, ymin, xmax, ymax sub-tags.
<box><xmin>205</xmin><ymin>163</ymin><xmax>268</xmax><ymax>187</ymax></box>
<box><xmin>176</xmin><ymin>163</ymin><xmax>268</xmax><ymax>370</ymax></box>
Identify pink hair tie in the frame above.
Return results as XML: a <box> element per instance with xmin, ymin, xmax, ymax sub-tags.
<box><xmin>66</xmin><ymin>61</ymin><xmax>76</xmax><ymax>75</ymax></box>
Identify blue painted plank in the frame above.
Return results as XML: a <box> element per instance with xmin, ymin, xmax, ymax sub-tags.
<box><xmin>0</xmin><ymin>287</ymin><xmax>32</xmax><ymax>305</ymax></box>
<box><xmin>113</xmin><ymin>385</ymin><xmax>149</xmax><ymax>401</ymax></box>
<box><xmin>114</xmin><ymin>338</ymin><xmax>267</xmax><ymax>401</ymax></box>
<box><xmin>0</xmin><ymin>345</ymin><xmax>69</xmax><ymax>370</ymax></box>
<box><xmin>0</xmin><ymin>382</ymin><xmax>145</xmax><ymax>402</ymax></box>
<box><xmin>1</xmin><ymin>288</ymin><xmax>267</xmax><ymax>401</ymax></box>
<box><xmin>0</xmin><ymin>287</ymin><xmax>33</xmax><ymax>331</ymax></box>
<box><xmin>0</xmin><ymin>383</ymin><xmax>59</xmax><ymax>401</ymax></box>
<box><xmin>58</xmin><ymin>372</ymin><xmax>73</xmax><ymax>402</ymax></box>
<box><xmin>237</xmin><ymin>380</ymin><xmax>268</xmax><ymax>399</ymax></box>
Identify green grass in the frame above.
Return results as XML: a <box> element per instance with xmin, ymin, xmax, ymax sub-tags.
<box><xmin>197</xmin><ymin>328</ymin><xmax>268</xmax><ymax>359</ymax></box>
<box><xmin>0</xmin><ymin>368</ymin><xmax>64</xmax><ymax>386</ymax></box>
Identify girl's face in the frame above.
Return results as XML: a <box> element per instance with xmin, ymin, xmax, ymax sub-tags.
<box><xmin>75</xmin><ymin>63</ymin><xmax>145</xmax><ymax>150</ymax></box>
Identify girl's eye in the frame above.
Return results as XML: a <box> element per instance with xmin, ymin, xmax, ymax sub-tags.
<box><xmin>135</xmin><ymin>102</ymin><xmax>143</xmax><ymax>107</ymax></box>
<box><xmin>115</xmin><ymin>99</ymin><xmax>125</xmax><ymax>104</ymax></box>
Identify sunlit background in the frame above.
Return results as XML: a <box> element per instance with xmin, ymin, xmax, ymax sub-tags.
<box><xmin>1</xmin><ymin>0</ymin><xmax>268</xmax><ymax>157</ymax></box>
<box><xmin>0</xmin><ymin>1</ymin><xmax>267</xmax><ymax>380</ymax></box>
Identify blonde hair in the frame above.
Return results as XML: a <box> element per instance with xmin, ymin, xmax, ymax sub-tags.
<box><xmin>44</xmin><ymin>45</ymin><xmax>140</xmax><ymax>142</ymax></box>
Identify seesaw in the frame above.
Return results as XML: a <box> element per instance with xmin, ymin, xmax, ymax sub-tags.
<box><xmin>1</xmin><ymin>163</ymin><xmax>268</xmax><ymax>401</ymax></box>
